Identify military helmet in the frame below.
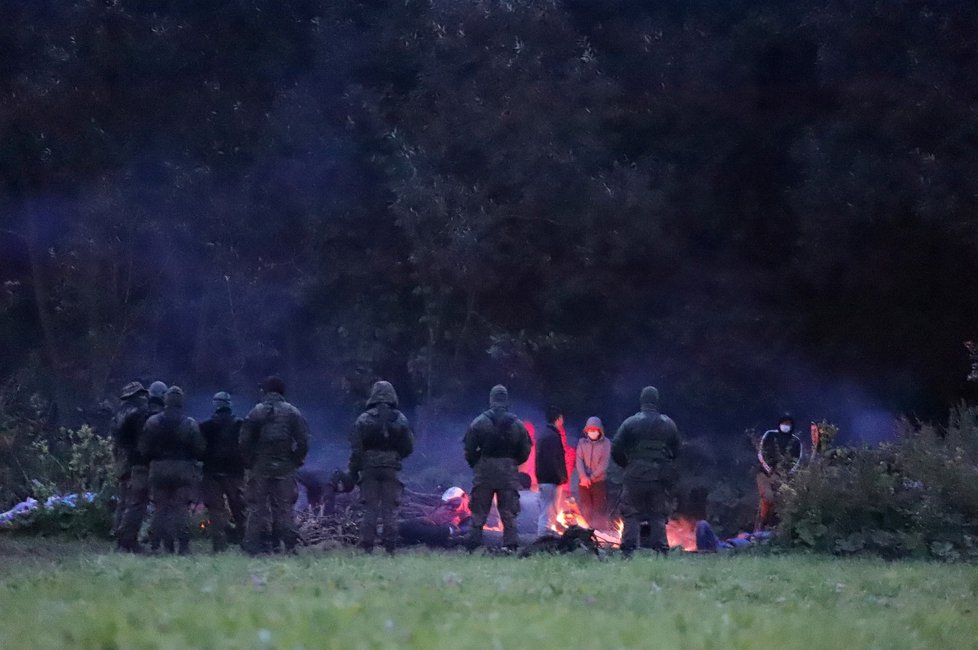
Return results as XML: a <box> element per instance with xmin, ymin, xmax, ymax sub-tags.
<box><xmin>148</xmin><ymin>381</ymin><xmax>168</xmax><ymax>401</ymax></box>
<box><xmin>120</xmin><ymin>381</ymin><xmax>147</xmax><ymax>400</ymax></box>
<box><xmin>164</xmin><ymin>385</ymin><xmax>185</xmax><ymax>407</ymax></box>
<box><xmin>213</xmin><ymin>391</ymin><xmax>232</xmax><ymax>408</ymax></box>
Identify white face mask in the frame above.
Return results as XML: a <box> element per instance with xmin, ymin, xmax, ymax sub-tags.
<box><xmin>586</xmin><ymin>430</ymin><xmax>601</xmax><ymax>441</ymax></box>
<box><xmin>779</xmin><ymin>423</ymin><xmax>792</xmax><ymax>433</ymax></box>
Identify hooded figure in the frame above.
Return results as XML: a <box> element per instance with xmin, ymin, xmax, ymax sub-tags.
<box><xmin>462</xmin><ymin>385</ymin><xmax>533</xmax><ymax>551</ymax></box>
<box><xmin>240</xmin><ymin>376</ymin><xmax>310</xmax><ymax>555</ymax></box>
<box><xmin>611</xmin><ymin>386</ymin><xmax>681</xmax><ymax>556</ymax></box>
<box><xmin>199</xmin><ymin>391</ymin><xmax>246</xmax><ymax>551</ymax></box>
<box><xmin>755</xmin><ymin>413</ymin><xmax>803</xmax><ymax>530</ymax></box>
<box><xmin>349</xmin><ymin>380</ymin><xmax>414</xmax><ymax>553</ymax></box>
<box><xmin>576</xmin><ymin>416</ymin><xmax>612</xmax><ymax>530</ymax></box>
<box><xmin>110</xmin><ymin>381</ymin><xmax>149</xmax><ymax>552</ymax></box>
<box><xmin>139</xmin><ymin>386</ymin><xmax>205</xmax><ymax>554</ymax></box>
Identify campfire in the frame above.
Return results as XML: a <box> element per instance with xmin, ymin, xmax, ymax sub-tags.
<box><xmin>547</xmin><ymin>491</ymin><xmax>697</xmax><ymax>551</ymax></box>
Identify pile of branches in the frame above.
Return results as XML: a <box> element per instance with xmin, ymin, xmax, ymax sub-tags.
<box><xmin>296</xmin><ymin>487</ymin><xmax>446</xmax><ymax>549</ymax></box>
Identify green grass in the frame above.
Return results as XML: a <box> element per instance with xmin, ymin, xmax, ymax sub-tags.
<box><xmin>1</xmin><ymin>539</ymin><xmax>977</xmax><ymax>649</ymax></box>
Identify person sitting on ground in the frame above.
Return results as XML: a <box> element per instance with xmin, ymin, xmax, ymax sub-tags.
<box><xmin>398</xmin><ymin>487</ymin><xmax>473</xmax><ymax>547</ymax></box>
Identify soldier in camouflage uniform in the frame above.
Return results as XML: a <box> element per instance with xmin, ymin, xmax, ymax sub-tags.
<box><xmin>139</xmin><ymin>386</ymin><xmax>205</xmax><ymax>554</ymax></box>
<box><xmin>147</xmin><ymin>381</ymin><xmax>168</xmax><ymax>416</ymax></box>
<box><xmin>611</xmin><ymin>386</ymin><xmax>681</xmax><ymax>556</ymax></box>
<box><xmin>463</xmin><ymin>385</ymin><xmax>533</xmax><ymax>551</ymax></box>
<box><xmin>200</xmin><ymin>391</ymin><xmax>246</xmax><ymax>551</ymax></box>
<box><xmin>110</xmin><ymin>381</ymin><xmax>149</xmax><ymax>552</ymax></box>
<box><xmin>240</xmin><ymin>376</ymin><xmax>310</xmax><ymax>555</ymax></box>
<box><xmin>144</xmin><ymin>380</ymin><xmax>168</xmax><ymax>552</ymax></box>
<box><xmin>349</xmin><ymin>381</ymin><xmax>414</xmax><ymax>554</ymax></box>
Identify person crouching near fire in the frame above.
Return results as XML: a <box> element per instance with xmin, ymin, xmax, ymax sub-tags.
<box><xmin>536</xmin><ymin>406</ymin><xmax>569</xmax><ymax>538</ymax></box>
<box><xmin>349</xmin><ymin>380</ymin><xmax>414</xmax><ymax>554</ymax></box>
<box><xmin>612</xmin><ymin>386</ymin><xmax>681</xmax><ymax>557</ymax></box>
<box><xmin>576</xmin><ymin>416</ymin><xmax>611</xmax><ymax>530</ymax></box>
<box><xmin>755</xmin><ymin>413</ymin><xmax>803</xmax><ymax>531</ymax></box>
<box><xmin>463</xmin><ymin>385</ymin><xmax>533</xmax><ymax>553</ymax></box>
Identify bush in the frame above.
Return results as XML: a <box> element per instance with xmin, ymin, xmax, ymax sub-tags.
<box><xmin>7</xmin><ymin>490</ymin><xmax>115</xmax><ymax>539</ymax></box>
<box><xmin>778</xmin><ymin>407</ymin><xmax>978</xmax><ymax>560</ymax></box>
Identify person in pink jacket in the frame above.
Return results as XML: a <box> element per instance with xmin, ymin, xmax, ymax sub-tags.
<box><xmin>576</xmin><ymin>416</ymin><xmax>612</xmax><ymax>530</ymax></box>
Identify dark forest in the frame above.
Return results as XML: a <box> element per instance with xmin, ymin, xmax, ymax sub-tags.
<box><xmin>2</xmin><ymin>0</ymin><xmax>977</xmax><ymax>446</ymax></box>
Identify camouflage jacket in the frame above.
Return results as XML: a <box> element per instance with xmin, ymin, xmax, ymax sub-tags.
<box><xmin>139</xmin><ymin>408</ymin><xmax>205</xmax><ymax>463</ymax></box>
<box><xmin>611</xmin><ymin>407</ymin><xmax>681</xmax><ymax>484</ymax></box>
<box><xmin>239</xmin><ymin>393</ymin><xmax>310</xmax><ymax>477</ymax></box>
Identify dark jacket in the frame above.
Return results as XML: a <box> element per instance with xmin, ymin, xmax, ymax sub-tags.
<box><xmin>239</xmin><ymin>392</ymin><xmax>310</xmax><ymax>478</ymax></box>
<box><xmin>758</xmin><ymin>428</ymin><xmax>802</xmax><ymax>476</ymax></box>
<box><xmin>139</xmin><ymin>407</ymin><xmax>205</xmax><ymax>463</ymax></box>
<box><xmin>200</xmin><ymin>409</ymin><xmax>245</xmax><ymax>476</ymax></box>
<box><xmin>110</xmin><ymin>400</ymin><xmax>150</xmax><ymax>474</ymax></box>
<box><xmin>464</xmin><ymin>408</ymin><xmax>533</xmax><ymax>469</ymax></box>
<box><xmin>349</xmin><ymin>381</ymin><xmax>414</xmax><ymax>479</ymax></box>
<box><xmin>535</xmin><ymin>424</ymin><xmax>568</xmax><ymax>485</ymax></box>
<box><xmin>611</xmin><ymin>387</ymin><xmax>681</xmax><ymax>484</ymax></box>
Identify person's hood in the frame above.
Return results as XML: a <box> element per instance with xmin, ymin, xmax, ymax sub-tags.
<box><xmin>584</xmin><ymin>416</ymin><xmax>605</xmax><ymax>438</ymax></box>
<box><xmin>640</xmin><ymin>386</ymin><xmax>659</xmax><ymax>410</ymax></box>
<box><xmin>778</xmin><ymin>413</ymin><xmax>795</xmax><ymax>433</ymax></box>
<box><xmin>489</xmin><ymin>385</ymin><xmax>509</xmax><ymax>409</ymax></box>
<box><xmin>164</xmin><ymin>386</ymin><xmax>185</xmax><ymax>408</ymax></box>
<box><xmin>367</xmin><ymin>381</ymin><xmax>398</xmax><ymax>408</ymax></box>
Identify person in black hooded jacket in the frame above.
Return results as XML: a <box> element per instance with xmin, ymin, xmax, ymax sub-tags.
<box><xmin>349</xmin><ymin>380</ymin><xmax>414</xmax><ymax>554</ymax></box>
<box><xmin>755</xmin><ymin>413</ymin><xmax>803</xmax><ymax>530</ymax></box>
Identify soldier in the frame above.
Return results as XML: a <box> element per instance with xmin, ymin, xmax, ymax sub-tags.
<box><xmin>240</xmin><ymin>376</ymin><xmax>310</xmax><ymax>555</ymax></box>
<box><xmin>611</xmin><ymin>386</ymin><xmax>681</xmax><ymax>557</ymax></box>
<box><xmin>139</xmin><ymin>386</ymin><xmax>205</xmax><ymax>555</ymax></box>
<box><xmin>755</xmin><ymin>413</ymin><xmax>803</xmax><ymax>530</ymax></box>
<box><xmin>463</xmin><ymin>385</ymin><xmax>533</xmax><ymax>552</ymax></box>
<box><xmin>144</xmin><ymin>380</ymin><xmax>168</xmax><ymax>552</ymax></box>
<box><xmin>348</xmin><ymin>380</ymin><xmax>414</xmax><ymax>554</ymax></box>
<box><xmin>147</xmin><ymin>381</ymin><xmax>168</xmax><ymax>416</ymax></box>
<box><xmin>110</xmin><ymin>381</ymin><xmax>149</xmax><ymax>552</ymax></box>
<box><xmin>200</xmin><ymin>391</ymin><xmax>246</xmax><ymax>551</ymax></box>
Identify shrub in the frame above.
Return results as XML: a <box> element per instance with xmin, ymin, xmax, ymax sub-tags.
<box><xmin>778</xmin><ymin>407</ymin><xmax>978</xmax><ymax>560</ymax></box>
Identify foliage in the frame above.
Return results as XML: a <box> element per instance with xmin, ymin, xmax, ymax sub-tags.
<box><xmin>1</xmin><ymin>377</ymin><xmax>115</xmax><ymax>514</ymax></box>
<box><xmin>5</xmin><ymin>491</ymin><xmax>114</xmax><ymax>540</ymax></box>
<box><xmin>0</xmin><ymin>0</ymin><xmax>976</xmax><ymax>434</ymax></box>
<box><xmin>1</xmin><ymin>541</ymin><xmax>977</xmax><ymax>649</ymax></box>
<box><xmin>779</xmin><ymin>407</ymin><xmax>978</xmax><ymax>560</ymax></box>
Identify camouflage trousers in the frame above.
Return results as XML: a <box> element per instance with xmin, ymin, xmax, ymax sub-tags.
<box><xmin>243</xmin><ymin>474</ymin><xmax>297</xmax><ymax>554</ymax></box>
<box><xmin>116</xmin><ymin>465</ymin><xmax>150</xmax><ymax>549</ymax></box>
<box><xmin>468</xmin><ymin>458</ymin><xmax>522</xmax><ymax>548</ymax></box>
<box><xmin>148</xmin><ymin>460</ymin><xmax>198</xmax><ymax>552</ymax></box>
<box><xmin>358</xmin><ymin>467</ymin><xmax>403</xmax><ymax>552</ymax></box>
<box><xmin>620</xmin><ymin>479</ymin><xmax>672</xmax><ymax>554</ymax></box>
<box><xmin>201</xmin><ymin>474</ymin><xmax>247</xmax><ymax>550</ymax></box>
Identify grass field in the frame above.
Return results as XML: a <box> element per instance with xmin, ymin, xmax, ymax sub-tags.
<box><xmin>1</xmin><ymin>539</ymin><xmax>976</xmax><ymax>649</ymax></box>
